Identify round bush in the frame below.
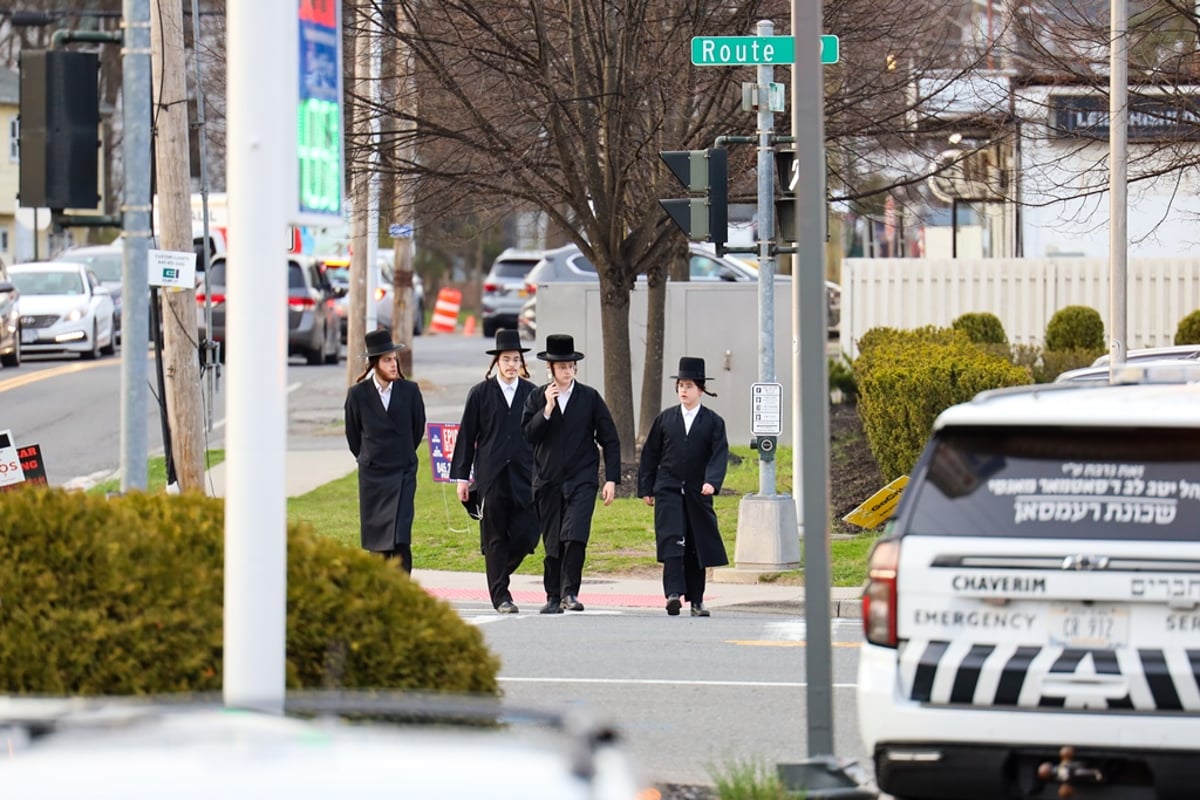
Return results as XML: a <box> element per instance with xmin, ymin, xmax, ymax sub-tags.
<box><xmin>952</xmin><ymin>312</ymin><xmax>1007</xmax><ymax>345</ymax></box>
<box><xmin>0</xmin><ymin>489</ymin><xmax>499</xmax><ymax>696</ymax></box>
<box><xmin>1175</xmin><ymin>310</ymin><xmax>1200</xmax><ymax>345</ymax></box>
<box><xmin>1044</xmin><ymin>305</ymin><xmax>1104</xmax><ymax>351</ymax></box>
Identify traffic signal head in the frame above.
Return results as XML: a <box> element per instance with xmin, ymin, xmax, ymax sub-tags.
<box><xmin>659</xmin><ymin>148</ymin><xmax>727</xmax><ymax>250</ymax></box>
<box><xmin>774</xmin><ymin>149</ymin><xmax>797</xmax><ymax>242</ymax></box>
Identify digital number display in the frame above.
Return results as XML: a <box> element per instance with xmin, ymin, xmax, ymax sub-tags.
<box><xmin>297</xmin><ymin>0</ymin><xmax>343</xmax><ymax>220</ymax></box>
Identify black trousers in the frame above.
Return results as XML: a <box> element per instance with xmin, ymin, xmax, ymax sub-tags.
<box><xmin>543</xmin><ymin>541</ymin><xmax>586</xmax><ymax>600</ymax></box>
<box><xmin>480</xmin><ymin>472</ymin><xmax>538</xmax><ymax>608</ymax></box>
<box><xmin>662</xmin><ymin>521</ymin><xmax>705</xmax><ymax>603</ymax></box>
<box><xmin>380</xmin><ymin>545</ymin><xmax>412</xmax><ymax>574</ymax></box>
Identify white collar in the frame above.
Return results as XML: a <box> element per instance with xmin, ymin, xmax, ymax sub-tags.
<box><xmin>496</xmin><ymin>375</ymin><xmax>518</xmax><ymax>392</ymax></box>
<box><xmin>373</xmin><ymin>372</ymin><xmax>393</xmax><ymax>393</ymax></box>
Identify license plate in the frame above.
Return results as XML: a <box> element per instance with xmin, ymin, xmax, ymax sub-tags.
<box><xmin>1048</xmin><ymin>604</ymin><xmax>1129</xmax><ymax>649</ymax></box>
<box><xmin>21</xmin><ymin>329</ymin><xmax>36</xmax><ymax>344</ymax></box>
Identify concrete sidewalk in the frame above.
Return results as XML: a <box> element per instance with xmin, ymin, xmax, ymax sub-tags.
<box><xmin>412</xmin><ymin>567</ymin><xmax>863</xmax><ymax>617</ymax></box>
<box><xmin>205</xmin><ymin>449</ymin><xmax>358</xmax><ymax>498</ymax></box>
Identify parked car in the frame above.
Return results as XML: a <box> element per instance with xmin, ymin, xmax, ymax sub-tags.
<box><xmin>518</xmin><ymin>243</ymin><xmax>758</xmax><ymax>336</ymax></box>
<box><xmin>481</xmin><ymin>248</ymin><xmax>544</xmax><ymax>337</ymax></box>
<box><xmin>1056</xmin><ymin>352</ymin><xmax>1200</xmax><ymax>384</ymax></box>
<box><xmin>58</xmin><ymin>243</ymin><xmax>125</xmax><ymax>343</ymax></box>
<box><xmin>9</xmin><ymin>262</ymin><xmax>116</xmax><ymax>359</ymax></box>
<box><xmin>328</xmin><ymin>255</ymin><xmax>425</xmax><ymax>341</ymax></box>
<box><xmin>0</xmin><ymin>694</ymin><xmax>649</xmax><ymax>799</ymax></box>
<box><xmin>196</xmin><ymin>255</ymin><xmax>341</xmax><ymax>365</ymax></box>
<box><xmin>1090</xmin><ymin>344</ymin><xmax>1200</xmax><ymax>367</ymax></box>
<box><xmin>0</xmin><ymin>260</ymin><xmax>20</xmax><ymax>368</ymax></box>
<box><xmin>726</xmin><ymin>256</ymin><xmax>841</xmax><ymax>337</ymax></box>
<box><xmin>858</xmin><ymin>365</ymin><xmax>1200</xmax><ymax>800</ymax></box>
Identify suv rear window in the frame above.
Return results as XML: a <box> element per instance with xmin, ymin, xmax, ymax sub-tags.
<box><xmin>904</xmin><ymin>426</ymin><xmax>1200</xmax><ymax>541</ymax></box>
<box><xmin>491</xmin><ymin>260</ymin><xmax>538</xmax><ymax>279</ymax></box>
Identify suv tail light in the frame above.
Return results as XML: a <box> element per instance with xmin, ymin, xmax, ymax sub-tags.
<box><xmin>288</xmin><ymin>296</ymin><xmax>317</xmax><ymax>310</ymax></box>
<box><xmin>863</xmin><ymin>538</ymin><xmax>899</xmax><ymax>647</ymax></box>
<box><xmin>524</xmin><ymin>282</ymin><xmax>537</xmax><ymax>296</ymax></box>
<box><xmin>196</xmin><ymin>293</ymin><xmax>225</xmax><ymax>305</ymax></box>
<box><xmin>374</xmin><ymin>287</ymin><xmax>387</xmax><ymax>303</ymax></box>
<box><xmin>483</xmin><ymin>282</ymin><xmax>500</xmax><ymax>293</ymax></box>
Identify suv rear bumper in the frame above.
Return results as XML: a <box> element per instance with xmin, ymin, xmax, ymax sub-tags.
<box><xmin>875</xmin><ymin>742</ymin><xmax>1193</xmax><ymax>799</ymax></box>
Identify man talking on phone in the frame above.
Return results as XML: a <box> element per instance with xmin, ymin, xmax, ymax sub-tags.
<box><xmin>522</xmin><ymin>334</ymin><xmax>620</xmax><ymax>614</ymax></box>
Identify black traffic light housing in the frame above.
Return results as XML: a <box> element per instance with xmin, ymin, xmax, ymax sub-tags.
<box><xmin>18</xmin><ymin>49</ymin><xmax>101</xmax><ymax>210</ymax></box>
<box><xmin>659</xmin><ymin>148</ymin><xmax>728</xmax><ymax>253</ymax></box>
<box><xmin>774</xmin><ymin>148</ymin><xmax>797</xmax><ymax>243</ymax></box>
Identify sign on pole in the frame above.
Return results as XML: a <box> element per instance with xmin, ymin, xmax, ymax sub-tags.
<box><xmin>751</xmin><ymin>382</ymin><xmax>783</xmax><ymax>436</ymax></box>
<box><xmin>148</xmin><ymin>249</ymin><xmax>198</xmax><ymax>289</ymax></box>
<box><xmin>691</xmin><ymin>35</ymin><xmax>840</xmax><ymax>66</ymax></box>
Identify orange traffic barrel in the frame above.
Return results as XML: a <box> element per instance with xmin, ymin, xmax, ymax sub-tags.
<box><xmin>429</xmin><ymin>287</ymin><xmax>462</xmax><ymax>333</ymax></box>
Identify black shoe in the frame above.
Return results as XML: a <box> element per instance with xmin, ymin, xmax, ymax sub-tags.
<box><xmin>561</xmin><ymin>594</ymin><xmax>585</xmax><ymax>612</ymax></box>
<box><xmin>539</xmin><ymin>597</ymin><xmax>563</xmax><ymax>615</ymax></box>
<box><xmin>665</xmin><ymin>594</ymin><xmax>682</xmax><ymax>616</ymax></box>
<box><xmin>690</xmin><ymin>602</ymin><xmax>710</xmax><ymax>617</ymax></box>
<box><xmin>497</xmin><ymin>601</ymin><xmax>519</xmax><ymax>614</ymax></box>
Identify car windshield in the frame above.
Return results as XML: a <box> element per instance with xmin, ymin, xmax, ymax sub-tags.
<box><xmin>68</xmin><ymin>252</ymin><xmax>122</xmax><ymax>283</ymax></box>
<box><xmin>11</xmin><ymin>270</ymin><xmax>85</xmax><ymax>296</ymax></box>
<box><xmin>325</xmin><ymin>267</ymin><xmax>350</xmax><ymax>285</ymax></box>
<box><xmin>904</xmin><ymin>426</ymin><xmax>1200</xmax><ymax>541</ymax></box>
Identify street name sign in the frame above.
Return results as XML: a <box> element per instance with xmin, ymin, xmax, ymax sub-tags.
<box><xmin>691</xmin><ymin>35</ymin><xmax>840</xmax><ymax>66</ymax></box>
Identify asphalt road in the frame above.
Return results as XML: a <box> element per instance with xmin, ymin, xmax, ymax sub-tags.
<box><xmin>455</xmin><ymin>601</ymin><xmax>872</xmax><ymax>790</ymax></box>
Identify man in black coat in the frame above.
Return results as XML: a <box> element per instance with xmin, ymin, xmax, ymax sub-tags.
<box><xmin>344</xmin><ymin>329</ymin><xmax>427</xmax><ymax>573</ymax></box>
<box><xmin>450</xmin><ymin>329</ymin><xmax>540</xmax><ymax>614</ymax></box>
<box><xmin>637</xmin><ymin>356</ymin><xmax>730</xmax><ymax>616</ymax></box>
<box><xmin>522</xmin><ymin>334</ymin><xmax>621</xmax><ymax>614</ymax></box>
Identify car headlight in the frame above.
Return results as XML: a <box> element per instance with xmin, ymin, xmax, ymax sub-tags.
<box><xmin>65</xmin><ymin>307</ymin><xmax>86</xmax><ymax>322</ymax></box>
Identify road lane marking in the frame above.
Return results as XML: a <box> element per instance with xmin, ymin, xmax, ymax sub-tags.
<box><xmin>0</xmin><ymin>359</ymin><xmax>114</xmax><ymax>393</ymax></box>
<box><xmin>727</xmin><ymin>640</ymin><xmax>861</xmax><ymax>648</ymax></box>
<box><xmin>499</xmin><ymin>677</ymin><xmax>858</xmax><ymax>688</ymax></box>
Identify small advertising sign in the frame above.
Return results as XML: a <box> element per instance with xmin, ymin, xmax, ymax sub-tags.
<box><xmin>0</xmin><ymin>429</ymin><xmax>24</xmax><ymax>488</ymax></box>
<box><xmin>148</xmin><ymin>249</ymin><xmax>198</xmax><ymax>289</ymax></box>
<box><xmin>426</xmin><ymin>422</ymin><xmax>460</xmax><ymax>483</ymax></box>
<box><xmin>0</xmin><ymin>443</ymin><xmax>48</xmax><ymax>494</ymax></box>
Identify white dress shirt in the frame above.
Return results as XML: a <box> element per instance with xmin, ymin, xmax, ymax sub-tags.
<box><xmin>682</xmin><ymin>402</ymin><xmax>701</xmax><ymax>435</ymax></box>
<box><xmin>373</xmin><ymin>371</ymin><xmax>393</xmax><ymax>411</ymax></box>
<box><xmin>497</xmin><ymin>375</ymin><xmax>518</xmax><ymax>407</ymax></box>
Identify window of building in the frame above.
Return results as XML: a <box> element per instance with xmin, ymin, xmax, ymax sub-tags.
<box><xmin>9</xmin><ymin>118</ymin><xmax>17</xmax><ymax>162</ymax></box>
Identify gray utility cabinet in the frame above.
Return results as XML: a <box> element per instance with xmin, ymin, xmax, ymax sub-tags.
<box><xmin>536</xmin><ymin>277</ymin><xmax>824</xmax><ymax>446</ymax></box>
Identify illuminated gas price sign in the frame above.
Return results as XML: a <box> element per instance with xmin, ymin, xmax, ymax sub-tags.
<box><xmin>296</xmin><ymin>0</ymin><xmax>344</xmax><ymax>221</ymax></box>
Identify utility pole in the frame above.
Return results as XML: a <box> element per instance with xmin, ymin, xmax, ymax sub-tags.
<box><xmin>151</xmin><ymin>0</ymin><xmax>205</xmax><ymax>491</ymax></box>
<box><xmin>392</xmin><ymin>5</ymin><xmax>417</xmax><ymax>376</ymax></box>
<box><xmin>344</xmin><ymin>16</ymin><xmax>368</xmax><ymax>384</ymax></box>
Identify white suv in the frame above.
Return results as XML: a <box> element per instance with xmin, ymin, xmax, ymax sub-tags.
<box><xmin>859</xmin><ymin>364</ymin><xmax>1200</xmax><ymax>800</ymax></box>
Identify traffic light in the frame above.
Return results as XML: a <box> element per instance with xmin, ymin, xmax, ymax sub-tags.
<box><xmin>18</xmin><ymin>50</ymin><xmax>101</xmax><ymax>210</ymax></box>
<box><xmin>774</xmin><ymin>148</ymin><xmax>797</xmax><ymax>243</ymax></box>
<box><xmin>659</xmin><ymin>148</ymin><xmax>728</xmax><ymax>252</ymax></box>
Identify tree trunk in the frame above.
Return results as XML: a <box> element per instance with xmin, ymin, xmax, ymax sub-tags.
<box><xmin>599</xmin><ymin>281</ymin><xmax>635</xmax><ymax>462</ymax></box>
<box><xmin>392</xmin><ymin>5</ymin><xmax>416</xmax><ymax>376</ymax></box>
<box><xmin>151</xmin><ymin>0</ymin><xmax>205</xmax><ymax>492</ymax></box>
<box><xmin>637</xmin><ymin>252</ymin><xmax>670</xmax><ymax>447</ymax></box>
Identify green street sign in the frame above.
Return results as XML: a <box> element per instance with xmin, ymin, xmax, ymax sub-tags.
<box><xmin>691</xmin><ymin>35</ymin><xmax>840</xmax><ymax>66</ymax></box>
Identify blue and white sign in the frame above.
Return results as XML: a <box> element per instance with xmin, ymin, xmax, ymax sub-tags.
<box><xmin>148</xmin><ymin>249</ymin><xmax>198</xmax><ymax>290</ymax></box>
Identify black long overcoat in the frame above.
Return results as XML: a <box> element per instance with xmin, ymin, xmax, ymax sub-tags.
<box><xmin>450</xmin><ymin>376</ymin><xmax>539</xmax><ymax>554</ymax></box>
<box><xmin>521</xmin><ymin>381</ymin><xmax>620</xmax><ymax>551</ymax></box>
<box><xmin>637</xmin><ymin>404</ymin><xmax>730</xmax><ymax>566</ymax></box>
<box><xmin>344</xmin><ymin>376</ymin><xmax>426</xmax><ymax>552</ymax></box>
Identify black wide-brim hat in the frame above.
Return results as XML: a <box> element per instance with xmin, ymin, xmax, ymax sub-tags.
<box><xmin>670</xmin><ymin>356</ymin><xmax>712</xmax><ymax>382</ymax></box>
<box><xmin>537</xmin><ymin>333</ymin><xmax>585</xmax><ymax>362</ymax></box>
<box><xmin>364</xmin><ymin>329</ymin><xmax>406</xmax><ymax>358</ymax></box>
<box><xmin>486</xmin><ymin>328</ymin><xmax>530</xmax><ymax>355</ymax></box>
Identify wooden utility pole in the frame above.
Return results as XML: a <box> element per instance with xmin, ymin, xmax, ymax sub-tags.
<box><xmin>151</xmin><ymin>0</ymin><xmax>205</xmax><ymax>491</ymax></box>
<box><xmin>392</xmin><ymin>3</ymin><xmax>416</xmax><ymax>376</ymax></box>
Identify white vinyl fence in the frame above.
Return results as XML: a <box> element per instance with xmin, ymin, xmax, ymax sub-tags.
<box><xmin>839</xmin><ymin>258</ymin><xmax>1200</xmax><ymax>359</ymax></box>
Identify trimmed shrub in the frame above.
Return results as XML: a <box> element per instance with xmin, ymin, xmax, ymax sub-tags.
<box><xmin>0</xmin><ymin>489</ymin><xmax>499</xmax><ymax>696</ymax></box>
<box><xmin>1175</xmin><ymin>310</ymin><xmax>1200</xmax><ymax>345</ymax></box>
<box><xmin>855</xmin><ymin>326</ymin><xmax>1032</xmax><ymax>480</ymax></box>
<box><xmin>1044</xmin><ymin>305</ymin><xmax>1104</xmax><ymax>351</ymax></box>
<box><xmin>952</xmin><ymin>312</ymin><xmax>1008</xmax><ymax>345</ymax></box>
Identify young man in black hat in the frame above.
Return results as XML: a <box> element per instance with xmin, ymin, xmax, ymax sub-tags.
<box><xmin>344</xmin><ymin>329</ymin><xmax>427</xmax><ymax>573</ymax></box>
<box><xmin>522</xmin><ymin>334</ymin><xmax>621</xmax><ymax>613</ymax></box>
<box><xmin>637</xmin><ymin>356</ymin><xmax>730</xmax><ymax>616</ymax></box>
<box><xmin>450</xmin><ymin>329</ymin><xmax>540</xmax><ymax>614</ymax></box>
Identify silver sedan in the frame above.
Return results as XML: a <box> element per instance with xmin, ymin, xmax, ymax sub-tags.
<box><xmin>9</xmin><ymin>261</ymin><xmax>116</xmax><ymax>359</ymax></box>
